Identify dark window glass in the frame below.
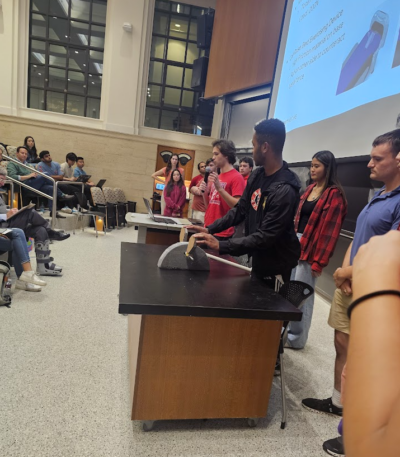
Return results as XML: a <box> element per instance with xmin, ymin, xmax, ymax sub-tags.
<box><xmin>28</xmin><ymin>0</ymin><xmax>106</xmax><ymax>118</ymax></box>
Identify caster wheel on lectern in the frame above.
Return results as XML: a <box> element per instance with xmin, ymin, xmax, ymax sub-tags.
<box><xmin>247</xmin><ymin>418</ymin><xmax>258</xmax><ymax>428</ymax></box>
<box><xmin>142</xmin><ymin>421</ymin><xmax>155</xmax><ymax>432</ymax></box>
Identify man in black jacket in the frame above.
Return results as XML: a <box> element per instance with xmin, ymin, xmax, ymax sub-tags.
<box><xmin>190</xmin><ymin>118</ymin><xmax>300</xmax><ymax>283</ymax></box>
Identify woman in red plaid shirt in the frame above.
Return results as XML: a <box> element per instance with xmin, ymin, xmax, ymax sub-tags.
<box><xmin>287</xmin><ymin>150</ymin><xmax>347</xmax><ymax>349</ymax></box>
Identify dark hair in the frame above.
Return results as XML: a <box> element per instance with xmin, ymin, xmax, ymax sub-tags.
<box><xmin>312</xmin><ymin>150</ymin><xmax>346</xmax><ymax>201</ymax></box>
<box><xmin>165</xmin><ymin>153</ymin><xmax>180</xmax><ymax>176</ymax></box>
<box><xmin>76</xmin><ymin>157</ymin><xmax>84</xmax><ymax>162</ymax></box>
<box><xmin>197</xmin><ymin>161</ymin><xmax>206</xmax><ymax>171</ymax></box>
<box><xmin>39</xmin><ymin>150</ymin><xmax>50</xmax><ymax>159</ymax></box>
<box><xmin>254</xmin><ymin>118</ymin><xmax>286</xmax><ymax>156</ymax></box>
<box><xmin>212</xmin><ymin>139</ymin><xmax>236</xmax><ymax>164</ymax></box>
<box><xmin>16</xmin><ymin>146</ymin><xmax>29</xmax><ymax>154</ymax></box>
<box><xmin>23</xmin><ymin>136</ymin><xmax>37</xmax><ymax>159</ymax></box>
<box><xmin>66</xmin><ymin>152</ymin><xmax>77</xmax><ymax>162</ymax></box>
<box><xmin>165</xmin><ymin>169</ymin><xmax>184</xmax><ymax>196</ymax></box>
<box><xmin>240</xmin><ymin>156</ymin><xmax>254</xmax><ymax>168</ymax></box>
<box><xmin>372</xmin><ymin>129</ymin><xmax>400</xmax><ymax>157</ymax></box>
<box><xmin>205</xmin><ymin>158</ymin><xmax>213</xmax><ymax>166</ymax></box>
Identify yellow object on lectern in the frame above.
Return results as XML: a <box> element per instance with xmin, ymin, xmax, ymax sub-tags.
<box><xmin>95</xmin><ymin>216</ymin><xmax>104</xmax><ymax>231</ymax></box>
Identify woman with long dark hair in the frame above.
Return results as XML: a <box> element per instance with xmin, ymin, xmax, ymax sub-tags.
<box><xmin>163</xmin><ymin>169</ymin><xmax>186</xmax><ymax>217</ymax></box>
<box><xmin>23</xmin><ymin>136</ymin><xmax>40</xmax><ymax>163</ymax></box>
<box><xmin>152</xmin><ymin>154</ymin><xmax>185</xmax><ymax>213</ymax></box>
<box><xmin>287</xmin><ymin>150</ymin><xmax>347</xmax><ymax>349</ymax></box>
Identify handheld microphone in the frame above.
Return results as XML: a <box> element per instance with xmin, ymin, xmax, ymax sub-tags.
<box><xmin>202</xmin><ymin>166</ymin><xmax>211</xmax><ymax>192</ymax></box>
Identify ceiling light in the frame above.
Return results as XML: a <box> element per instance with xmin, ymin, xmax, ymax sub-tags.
<box><xmin>33</xmin><ymin>65</ymin><xmax>37</xmax><ymax>68</ymax></box>
<box><xmin>177</xmin><ymin>4</ymin><xmax>180</xmax><ymax>13</ymax></box>
<box><xmin>38</xmin><ymin>73</ymin><xmax>42</xmax><ymax>76</ymax></box>
<box><xmin>75</xmin><ymin>51</ymin><xmax>79</xmax><ymax>54</ymax></box>
<box><xmin>83</xmin><ymin>64</ymin><xmax>86</xmax><ymax>67</ymax></box>
<box><xmin>175</xmin><ymin>24</ymin><xmax>180</xmax><ymax>27</ymax></box>
<box><xmin>65</xmin><ymin>35</ymin><xmax>68</xmax><ymax>38</ymax></box>
<box><xmin>92</xmin><ymin>82</ymin><xmax>95</xmax><ymax>84</ymax></box>
<box><xmin>68</xmin><ymin>78</ymin><xmax>71</xmax><ymax>81</ymax></box>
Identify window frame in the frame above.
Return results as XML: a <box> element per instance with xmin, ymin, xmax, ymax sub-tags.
<box><xmin>27</xmin><ymin>0</ymin><xmax>106</xmax><ymax>118</ymax></box>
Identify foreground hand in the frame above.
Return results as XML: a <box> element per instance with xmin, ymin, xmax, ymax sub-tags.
<box><xmin>30</xmin><ymin>172</ymin><xmax>38</xmax><ymax>179</ymax></box>
<box><xmin>352</xmin><ymin>232</ymin><xmax>400</xmax><ymax>298</ymax></box>
<box><xmin>340</xmin><ymin>279</ymin><xmax>352</xmax><ymax>296</ymax></box>
<box><xmin>6</xmin><ymin>208</ymin><xmax>18</xmax><ymax>219</ymax></box>
<box><xmin>208</xmin><ymin>172</ymin><xmax>221</xmax><ymax>190</ymax></box>
<box><xmin>185</xmin><ymin>225</ymin><xmax>208</xmax><ymax>233</ymax></box>
<box><xmin>192</xmin><ymin>233</ymin><xmax>219</xmax><ymax>251</ymax></box>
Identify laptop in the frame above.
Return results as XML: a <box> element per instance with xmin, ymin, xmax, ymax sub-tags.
<box><xmin>76</xmin><ymin>174</ymin><xmax>91</xmax><ymax>183</ymax></box>
<box><xmin>96</xmin><ymin>179</ymin><xmax>106</xmax><ymax>188</ymax></box>
<box><xmin>143</xmin><ymin>198</ymin><xmax>177</xmax><ymax>224</ymax></box>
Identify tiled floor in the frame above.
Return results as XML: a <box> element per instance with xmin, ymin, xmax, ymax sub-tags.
<box><xmin>0</xmin><ymin>226</ymin><xmax>339</xmax><ymax>457</ymax></box>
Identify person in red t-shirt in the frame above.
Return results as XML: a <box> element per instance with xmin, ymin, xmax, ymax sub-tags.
<box><xmin>189</xmin><ymin>161</ymin><xmax>207</xmax><ymax>223</ymax></box>
<box><xmin>239</xmin><ymin>157</ymin><xmax>254</xmax><ymax>184</ymax></box>
<box><xmin>197</xmin><ymin>140</ymin><xmax>245</xmax><ymax>239</ymax></box>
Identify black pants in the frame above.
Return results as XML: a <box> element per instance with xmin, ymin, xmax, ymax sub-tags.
<box><xmin>57</xmin><ymin>183</ymin><xmax>78</xmax><ymax>209</ymax></box>
<box><xmin>5</xmin><ymin>208</ymin><xmax>50</xmax><ymax>243</ymax></box>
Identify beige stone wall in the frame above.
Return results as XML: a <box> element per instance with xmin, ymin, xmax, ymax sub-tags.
<box><xmin>0</xmin><ymin>115</ymin><xmax>214</xmax><ymax>213</ymax></box>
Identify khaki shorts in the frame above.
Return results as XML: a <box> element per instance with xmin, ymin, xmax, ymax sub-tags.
<box><xmin>328</xmin><ymin>289</ymin><xmax>352</xmax><ymax>334</ymax></box>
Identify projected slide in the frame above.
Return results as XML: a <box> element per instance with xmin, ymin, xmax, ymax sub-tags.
<box><xmin>273</xmin><ymin>0</ymin><xmax>400</xmax><ymax>134</ymax></box>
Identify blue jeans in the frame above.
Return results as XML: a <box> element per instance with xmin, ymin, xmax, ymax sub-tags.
<box><xmin>287</xmin><ymin>234</ymin><xmax>317</xmax><ymax>349</ymax></box>
<box><xmin>6</xmin><ymin>228</ymin><xmax>31</xmax><ymax>277</ymax></box>
<box><xmin>25</xmin><ymin>175</ymin><xmax>62</xmax><ymax>209</ymax></box>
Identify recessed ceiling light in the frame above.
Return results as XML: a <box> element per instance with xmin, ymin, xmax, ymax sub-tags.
<box><xmin>65</xmin><ymin>35</ymin><xmax>68</xmax><ymax>38</ymax></box>
<box><xmin>92</xmin><ymin>82</ymin><xmax>95</xmax><ymax>84</ymax></box>
<box><xmin>68</xmin><ymin>78</ymin><xmax>71</xmax><ymax>81</ymax></box>
<box><xmin>33</xmin><ymin>65</ymin><xmax>37</xmax><ymax>68</ymax></box>
<box><xmin>175</xmin><ymin>24</ymin><xmax>180</xmax><ymax>27</ymax></box>
<box><xmin>75</xmin><ymin>51</ymin><xmax>79</xmax><ymax>54</ymax></box>
<box><xmin>38</xmin><ymin>73</ymin><xmax>42</xmax><ymax>76</ymax></box>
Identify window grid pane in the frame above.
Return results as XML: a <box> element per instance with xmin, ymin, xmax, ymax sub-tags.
<box><xmin>146</xmin><ymin>1</ymin><xmax>214</xmax><ymax>135</ymax></box>
<box><xmin>28</xmin><ymin>0</ymin><xmax>106</xmax><ymax>118</ymax></box>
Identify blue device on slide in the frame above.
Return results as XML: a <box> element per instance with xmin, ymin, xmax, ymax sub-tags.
<box><xmin>337</xmin><ymin>10</ymin><xmax>389</xmax><ymax>95</ymax></box>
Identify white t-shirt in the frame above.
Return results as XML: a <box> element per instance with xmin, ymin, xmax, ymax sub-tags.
<box><xmin>60</xmin><ymin>162</ymin><xmax>74</xmax><ymax>179</ymax></box>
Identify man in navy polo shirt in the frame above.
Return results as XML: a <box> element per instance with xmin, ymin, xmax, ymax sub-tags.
<box><xmin>301</xmin><ymin>129</ymin><xmax>400</xmax><ymax>456</ymax></box>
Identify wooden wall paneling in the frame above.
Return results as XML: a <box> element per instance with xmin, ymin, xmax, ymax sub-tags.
<box><xmin>205</xmin><ymin>0</ymin><xmax>286</xmax><ymax>98</ymax></box>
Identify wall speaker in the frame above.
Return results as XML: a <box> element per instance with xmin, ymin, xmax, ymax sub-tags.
<box><xmin>191</xmin><ymin>56</ymin><xmax>209</xmax><ymax>91</ymax></box>
<box><xmin>197</xmin><ymin>10</ymin><xmax>214</xmax><ymax>49</ymax></box>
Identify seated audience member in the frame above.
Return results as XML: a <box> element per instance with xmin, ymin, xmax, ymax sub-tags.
<box><xmin>163</xmin><ymin>169</ymin><xmax>186</xmax><ymax>217</ymax></box>
<box><xmin>23</xmin><ymin>136</ymin><xmax>40</xmax><ymax>164</ymax></box>
<box><xmin>73</xmin><ymin>156</ymin><xmax>95</xmax><ymax>204</ymax></box>
<box><xmin>0</xmin><ymin>228</ymin><xmax>46</xmax><ymax>292</ymax></box>
<box><xmin>197</xmin><ymin>140</ymin><xmax>245</xmax><ymax>241</ymax></box>
<box><xmin>37</xmin><ymin>151</ymin><xmax>78</xmax><ymax>213</ymax></box>
<box><xmin>239</xmin><ymin>157</ymin><xmax>254</xmax><ymax>184</ymax></box>
<box><xmin>7</xmin><ymin>146</ymin><xmax>74</xmax><ymax>210</ymax></box>
<box><xmin>300</xmin><ymin>129</ymin><xmax>400</xmax><ymax>457</ymax></box>
<box><xmin>343</xmin><ymin>231</ymin><xmax>400</xmax><ymax>457</ymax></box>
<box><xmin>152</xmin><ymin>154</ymin><xmax>185</xmax><ymax>214</ymax></box>
<box><xmin>287</xmin><ymin>151</ymin><xmax>347</xmax><ymax>350</ymax></box>
<box><xmin>189</xmin><ymin>119</ymin><xmax>301</xmax><ymax>284</ymax></box>
<box><xmin>0</xmin><ymin>167</ymin><xmax>69</xmax><ymax>276</ymax></box>
<box><xmin>60</xmin><ymin>153</ymin><xmax>78</xmax><ymax>181</ymax></box>
<box><xmin>189</xmin><ymin>161</ymin><xmax>207</xmax><ymax>223</ymax></box>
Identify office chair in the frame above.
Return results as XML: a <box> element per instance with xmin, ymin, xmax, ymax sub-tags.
<box><xmin>277</xmin><ymin>280</ymin><xmax>314</xmax><ymax>429</ymax></box>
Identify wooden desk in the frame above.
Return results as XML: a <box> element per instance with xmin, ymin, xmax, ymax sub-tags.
<box><xmin>125</xmin><ymin>212</ymin><xmax>190</xmax><ymax>245</ymax></box>
<box><xmin>119</xmin><ymin>243</ymin><xmax>302</xmax><ymax>429</ymax></box>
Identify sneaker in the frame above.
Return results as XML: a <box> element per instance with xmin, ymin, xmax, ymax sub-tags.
<box><xmin>302</xmin><ymin>397</ymin><xmax>343</xmax><ymax>417</ymax></box>
<box><xmin>19</xmin><ymin>271</ymin><xmax>47</xmax><ymax>287</ymax></box>
<box><xmin>323</xmin><ymin>436</ymin><xmax>345</xmax><ymax>456</ymax></box>
<box><xmin>60</xmin><ymin>206</ymin><xmax>72</xmax><ymax>214</ymax></box>
<box><xmin>16</xmin><ymin>279</ymin><xmax>42</xmax><ymax>292</ymax></box>
<box><xmin>274</xmin><ymin>359</ymin><xmax>281</xmax><ymax>376</ymax></box>
<box><xmin>71</xmin><ymin>207</ymin><xmax>79</xmax><ymax>214</ymax></box>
